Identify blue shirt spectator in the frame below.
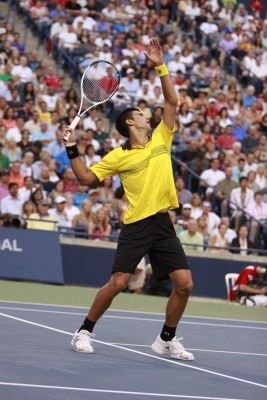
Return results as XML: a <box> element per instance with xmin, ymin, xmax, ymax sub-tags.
<box><xmin>56</xmin><ymin>150</ymin><xmax>71</xmax><ymax>175</ymax></box>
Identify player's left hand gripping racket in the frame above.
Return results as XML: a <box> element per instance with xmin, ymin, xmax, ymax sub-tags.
<box><xmin>63</xmin><ymin>60</ymin><xmax>120</xmax><ymax>141</ymax></box>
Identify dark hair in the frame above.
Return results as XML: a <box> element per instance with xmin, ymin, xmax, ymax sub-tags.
<box><xmin>8</xmin><ymin>182</ymin><xmax>18</xmax><ymax>190</ymax></box>
<box><xmin>115</xmin><ymin>107</ymin><xmax>139</xmax><ymax>138</ymax></box>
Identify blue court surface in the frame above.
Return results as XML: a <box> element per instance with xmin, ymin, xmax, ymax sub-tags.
<box><xmin>0</xmin><ymin>301</ymin><xmax>266</xmax><ymax>400</ymax></box>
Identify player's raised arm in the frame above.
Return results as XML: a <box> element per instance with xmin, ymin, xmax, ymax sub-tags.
<box><xmin>62</xmin><ymin>126</ymin><xmax>99</xmax><ymax>186</ymax></box>
<box><xmin>144</xmin><ymin>38</ymin><xmax>178</xmax><ymax>129</ymax></box>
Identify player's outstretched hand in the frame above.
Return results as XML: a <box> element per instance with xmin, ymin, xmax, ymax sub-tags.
<box><xmin>62</xmin><ymin>127</ymin><xmax>76</xmax><ymax>146</ymax></box>
<box><xmin>144</xmin><ymin>38</ymin><xmax>164</xmax><ymax>67</ymax></box>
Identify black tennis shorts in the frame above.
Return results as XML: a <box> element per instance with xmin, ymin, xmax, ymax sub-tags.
<box><xmin>112</xmin><ymin>212</ymin><xmax>190</xmax><ymax>281</ymax></box>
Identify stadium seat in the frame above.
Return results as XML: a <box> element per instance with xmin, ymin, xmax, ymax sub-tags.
<box><xmin>225</xmin><ymin>273</ymin><xmax>239</xmax><ymax>301</ymax></box>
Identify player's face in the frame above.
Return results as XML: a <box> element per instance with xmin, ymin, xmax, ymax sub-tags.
<box><xmin>132</xmin><ymin>111</ymin><xmax>151</xmax><ymax>130</ymax></box>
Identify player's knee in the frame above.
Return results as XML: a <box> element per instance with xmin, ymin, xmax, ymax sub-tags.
<box><xmin>174</xmin><ymin>276</ymin><xmax>193</xmax><ymax>296</ymax></box>
<box><xmin>110</xmin><ymin>273</ymin><xmax>131</xmax><ymax>294</ymax></box>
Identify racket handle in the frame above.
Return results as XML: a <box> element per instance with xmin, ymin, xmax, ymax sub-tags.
<box><xmin>69</xmin><ymin>115</ymin><xmax>81</xmax><ymax>130</ymax></box>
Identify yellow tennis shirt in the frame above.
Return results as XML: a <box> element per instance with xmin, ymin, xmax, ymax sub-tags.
<box><xmin>91</xmin><ymin>120</ymin><xmax>179</xmax><ymax>224</ymax></box>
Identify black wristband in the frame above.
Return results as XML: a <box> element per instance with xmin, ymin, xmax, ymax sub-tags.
<box><xmin>66</xmin><ymin>145</ymin><xmax>79</xmax><ymax>159</ymax></box>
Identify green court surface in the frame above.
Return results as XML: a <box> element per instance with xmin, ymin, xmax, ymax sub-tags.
<box><xmin>0</xmin><ymin>280</ymin><xmax>266</xmax><ymax>322</ymax></box>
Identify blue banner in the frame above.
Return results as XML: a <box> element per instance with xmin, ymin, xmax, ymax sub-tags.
<box><xmin>0</xmin><ymin>228</ymin><xmax>64</xmax><ymax>284</ymax></box>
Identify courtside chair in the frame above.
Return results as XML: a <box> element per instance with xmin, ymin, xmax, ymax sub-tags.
<box><xmin>225</xmin><ymin>273</ymin><xmax>239</xmax><ymax>302</ymax></box>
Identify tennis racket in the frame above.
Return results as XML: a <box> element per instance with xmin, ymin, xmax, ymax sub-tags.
<box><xmin>63</xmin><ymin>60</ymin><xmax>120</xmax><ymax>141</ymax></box>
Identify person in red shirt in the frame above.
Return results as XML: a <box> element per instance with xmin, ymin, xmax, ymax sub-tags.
<box><xmin>62</xmin><ymin>167</ymin><xmax>78</xmax><ymax>194</ymax></box>
<box><xmin>230</xmin><ymin>265</ymin><xmax>267</xmax><ymax>306</ymax></box>
<box><xmin>216</xmin><ymin>124</ymin><xmax>237</xmax><ymax>151</ymax></box>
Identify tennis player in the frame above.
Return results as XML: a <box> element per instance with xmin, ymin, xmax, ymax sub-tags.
<box><xmin>62</xmin><ymin>38</ymin><xmax>194</xmax><ymax>361</ymax></box>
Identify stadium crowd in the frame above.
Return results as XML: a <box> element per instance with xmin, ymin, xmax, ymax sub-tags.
<box><xmin>0</xmin><ymin>0</ymin><xmax>267</xmax><ymax>255</ymax></box>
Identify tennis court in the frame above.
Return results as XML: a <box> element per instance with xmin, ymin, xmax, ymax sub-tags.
<box><xmin>0</xmin><ymin>281</ymin><xmax>267</xmax><ymax>400</ymax></box>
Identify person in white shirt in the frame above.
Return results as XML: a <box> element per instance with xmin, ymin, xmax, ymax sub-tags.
<box><xmin>72</xmin><ymin>8</ymin><xmax>97</xmax><ymax>32</ymax></box>
<box><xmin>199</xmin><ymin>16</ymin><xmax>218</xmax><ymax>47</ymax></box>
<box><xmin>210</xmin><ymin>216</ymin><xmax>237</xmax><ymax>244</ymax></box>
<box><xmin>50</xmin><ymin>15</ymin><xmax>68</xmax><ymax>40</ymax></box>
<box><xmin>246</xmin><ymin>191</ymin><xmax>267</xmax><ymax>245</ymax></box>
<box><xmin>0</xmin><ymin>182</ymin><xmax>23</xmax><ymax>215</ymax></box>
<box><xmin>58</xmin><ymin>21</ymin><xmax>78</xmax><ymax>50</ymax></box>
<box><xmin>18</xmin><ymin>176</ymin><xmax>35</xmax><ymax>203</ymax></box>
<box><xmin>83</xmin><ymin>108</ymin><xmax>99</xmax><ymax>131</ymax></box>
<box><xmin>11</xmin><ymin>55</ymin><xmax>34</xmax><ymax>84</ymax></box>
<box><xmin>230</xmin><ymin>176</ymin><xmax>254</xmax><ymax>231</ymax></box>
<box><xmin>200</xmin><ymin>201</ymin><xmax>221</xmax><ymax>237</ymax></box>
<box><xmin>167</xmin><ymin>52</ymin><xmax>186</xmax><ymax>75</ymax></box>
<box><xmin>48</xmin><ymin>195</ymin><xmax>70</xmax><ymax>227</ymax></box>
<box><xmin>199</xmin><ymin>158</ymin><xmax>226</xmax><ymax>201</ymax></box>
<box><xmin>20</xmin><ymin>151</ymin><xmax>34</xmax><ymax>177</ymax></box>
<box><xmin>120</xmin><ymin>68</ymin><xmax>140</xmax><ymax>103</ymax></box>
<box><xmin>64</xmin><ymin>191</ymin><xmax>80</xmax><ymax>224</ymax></box>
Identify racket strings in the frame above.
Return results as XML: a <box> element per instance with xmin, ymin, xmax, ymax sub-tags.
<box><xmin>82</xmin><ymin>61</ymin><xmax>119</xmax><ymax>103</ymax></box>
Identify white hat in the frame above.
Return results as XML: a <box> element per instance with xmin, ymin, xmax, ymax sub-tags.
<box><xmin>126</xmin><ymin>68</ymin><xmax>135</xmax><ymax>74</ymax></box>
<box><xmin>182</xmin><ymin>203</ymin><xmax>192</xmax><ymax>209</ymax></box>
<box><xmin>55</xmin><ymin>196</ymin><xmax>66</xmax><ymax>204</ymax></box>
<box><xmin>121</xmin><ymin>59</ymin><xmax>130</xmax><ymax>67</ymax></box>
<box><xmin>208</xmin><ymin>97</ymin><xmax>216</xmax><ymax>103</ymax></box>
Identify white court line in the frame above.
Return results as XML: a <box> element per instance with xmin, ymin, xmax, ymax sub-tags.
<box><xmin>0</xmin><ymin>382</ymin><xmax>248</xmax><ymax>400</ymax></box>
<box><xmin>1</xmin><ymin>308</ymin><xmax>266</xmax><ymax>357</ymax></box>
<box><xmin>0</xmin><ymin>312</ymin><xmax>267</xmax><ymax>391</ymax></box>
<box><xmin>1</xmin><ymin>300</ymin><xmax>267</xmax><ymax>325</ymax></box>
<box><xmin>109</xmin><ymin>343</ymin><xmax>267</xmax><ymax>357</ymax></box>
<box><xmin>0</xmin><ymin>306</ymin><xmax>266</xmax><ymax>331</ymax></box>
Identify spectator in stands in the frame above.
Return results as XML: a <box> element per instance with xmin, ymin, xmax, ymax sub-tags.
<box><xmin>246</xmin><ymin>190</ymin><xmax>267</xmax><ymax>246</ymax></box>
<box><xmin>0</xmin><ymin>142</ymin><xmax>10</xmax><ymax>171</ymax></box>
<box><xmin>35</xmin><ymin>165</ymin><xmax>54</xmax><ymax>194</ymax></box>
<box><xmin>200</xmin><ymin>201</ymin><xmax>221</xmax><ymax>237</ymax></box>
<box><xmin>9</xmin><ymin>160</ymin><xmax>24</xmax><ymax>188</ymax></box>
<box><xmin>255</xmin><ymin>163</ymin><xmax>267</xmax><ymax>189</ymax></box>
<box><xmin>62</xmin><ymin>167</ymin><xmax>78</xmax><ymax>194</ymax></box>
<box><xmin>64</xmin><ymin>191</ymin><xmax>80</xmax><ymax>225</ymax></box>
<box><xmin>199</xmin><ymin>158</ymin><xmax>226</xmax><ymax>201</ymax></box>
<box><xmin>120</xmin><ymin>68</ymin><xmax>140</xmax><ymax>103</ymax></box>
<box><xmin>178</xmin><ymin>218</ymin><xmax>204</xmax><ymax>252</ymax></box>
<box><xmin>72</xmin><ymin>184</ymin><xmax>88</xmax><ymax>209</ymax></box>
<box><xmin>48</xmin><ymin>195</ymin><xmax>70</xmax><ymax>228</ymax></box>
<box><xmin>232</xmin><ymin>157</ymin><xmax>248</xmax><ymax>183</ymax></box>
<box><xmin>98</xmin><ymin>177</ymin><xmax>114</xmax><ymax>204</ymax></box>
<box><xmin>18</xmin><ymin>176</ymin><xmax>35</xmax><ymax>203</ymax></box>
<box><xmin>88</xmin><ymin>207</ymin><xmax>112</xmax><ymax>241</ymax></box>
<box><xmin>229</xmin><ymin>265</ymin><xmax>267</xmax><ymax>306</ymax></box>
<box><xmin>27</xmin><ymin>199</ymin><xmax>56</xmax><ymax>231</ymax></box>
<box><xmin>215</xmin><ymin>166</ymin><xmax>238</xmax><ymax>217</ymax></box>
<box><xmin>230</xmin><ymin>176</ymin><xmax>254</xmax><ymax>231</ymax></box>
<box><xmin>177</xmin><ymin>203</ymin><xmax>192</xmax><ymax>230</ymax></box>
<box><xmin>207</xmin><ymin>222</ymin><xmax>229</xmax><ymax>254</ymax></box>
<box><xmin>174</xmin><ymin>176</ymin><xmax>192</xmax><ymax>212</ymax></box>
<box><xmin>23</xmin><ymin>110</ymin><xmax>41</xmax><ymax>136</ymax></box>
<box><xmin>0</xmin><ymin>169</ymin><xmax>10</xmax><ymax>201</ymax></box>
<box><xmin>11</xmin><ymin>55</ymin><xmax>34</xmax><ymax>85</ymax></box>
<box><xmin>88</xmin><ymin>188</ymin><xmax>102</xmax><ymax>213</ymax></box>
<box><xmin>247</xmin><ymin>169</ymin><xmax>261</xmax><ymax>193</ymax></box>
<box><xmin>30</xmin><ymin>187</ymin><xmax>45</xmax><ymax>209</ymax></box>
<box><xmin>72</xmin><ymin>198</ymin><xmax>93</xmax><ymax>235</ymax></box>
<box><xmin>230</xmin><ymin>225</ymin><xmax>255</xmax><ymax>255</ymax></box>
<box><xmin>0</xmin><ymin>182</ymin><xmax>22</xmax><ymax>215</ymax></box>
<box><xmin>242</xmin><ymin>85</ymin><xmax>257</xmax><ymax>108</ymax></box>
<box><xmin>211</xmin><ymin>216</ymin><xmax>237</xmax><ymax>245</ymax></box>
<box><xmin>20</xmin><ymin>200</ymin><xmax>36</xmax><ymax>220</ymax></box>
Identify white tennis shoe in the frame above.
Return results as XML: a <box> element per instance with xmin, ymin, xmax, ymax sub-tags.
<box><xmin>151</xmin><ymin>335</ymin><xmax>194</xmax><ymax>360</ymax></box>
<box><xmin>71</xmin><ymin>330</ymin><xmax>94</xmax><ymax>353</ymax></box>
